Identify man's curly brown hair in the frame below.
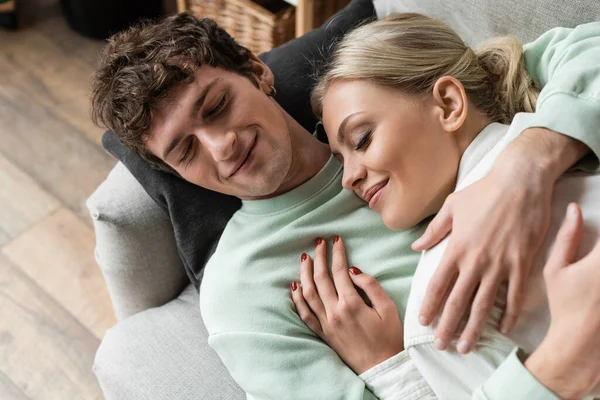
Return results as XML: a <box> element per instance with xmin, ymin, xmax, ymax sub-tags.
<box><xmin>91</xmin><ymin>13</ymin><xmax>257</xmax><ymax>174</ymax></box>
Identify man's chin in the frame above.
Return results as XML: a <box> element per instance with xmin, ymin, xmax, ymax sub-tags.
<box><xmin>237</xmin><ymin>181</ymin><xmax>284</xmax><ymax>200</ymax></box>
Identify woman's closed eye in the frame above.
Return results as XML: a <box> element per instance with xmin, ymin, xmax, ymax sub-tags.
<box><xmin>354</xmin><ymin>128</ymin><xmax>373</xmax><ymax>151</ymax></box>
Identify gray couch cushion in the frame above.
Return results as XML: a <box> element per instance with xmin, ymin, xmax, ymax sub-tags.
<box><xmin>87</xmin><ymin>162</ymin><xmax>188</xmax><ymax>320</ymax></box>
<box><xmin>375</xmin><ymin>0</ymin><xmax>600</xmax><ymax>45</ymax></box>
<box><xmin>94</xmin><ymin>284</ymin><xmax>244</xmax><ymax>400</ymax></box>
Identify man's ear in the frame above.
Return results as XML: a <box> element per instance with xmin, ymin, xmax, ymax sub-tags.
<box><xmin>431</xmin><ymin>76</ymin><xmax>468</xmax><ymax>132</ymax></box>
<box><xmin>248</xmin><ymin>54</ymin><xmax>275</xmax><ymax>94</ymax></box>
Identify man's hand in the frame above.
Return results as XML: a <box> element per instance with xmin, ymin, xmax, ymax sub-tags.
<box><xmin>412</xmin><ymin>128</ymin><xmax>589</xmax><ymax>354</ymax></box>
<box><xmin>525</xmin><ymin>203</ymin><xmax>600</xmax><ymax>400</ymax></box>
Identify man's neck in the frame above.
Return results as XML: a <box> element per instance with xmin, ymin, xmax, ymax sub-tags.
<box><xmin>269</xmin><ymin>110</ymin><xmax>331</xmax><ymax>198</ymax></box>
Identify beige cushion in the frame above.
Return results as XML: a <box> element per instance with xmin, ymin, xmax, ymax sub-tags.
<box><xmin>87</xmin><ymin>162</ymin><xmax>188</xmax><ymax>320</ymax></box>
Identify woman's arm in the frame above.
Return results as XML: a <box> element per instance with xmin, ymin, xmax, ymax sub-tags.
<box><xmin>415</xmin><ymin>22</ymin><xmax>600</xmax><ymax>354</ymax></box>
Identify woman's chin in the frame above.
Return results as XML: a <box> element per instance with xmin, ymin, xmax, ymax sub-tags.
<box><xmin>382</xmin><ymin>211</ymin><xmax>419</xmax><ymax>232</ymax></box>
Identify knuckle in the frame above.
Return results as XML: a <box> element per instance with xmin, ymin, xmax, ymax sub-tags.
<box><xmin>339</xmin><ymin>297</ymin><xmax>359</xmax><ymax>313</ymax></box>
<box><xmin>298</xmin><ymin>310</ymin><xmax>310</xmax><ymax>323</ymax></box>
<box><xmin>362</xmin><ymin>275</ymin><xmax>378</xmax><ymax>289</ymax></box>
<box><xmin>543</xmin><ymin>266</ymin><xmax>555</xmax><ymax>280</ymax></box>
<box><xmin>329</xmin><ymin>312</ymin><xmax>343</xmax><ymax>327</ymax></box>
<box><xmin>381</xmin><ymin>301</ymin><xmax>398</xmax><ymax>316</ymax></box>
<box><xmin>509</xmin><ymin>290</ymin><xmax>525</xmax><ymax>306</ymax></box>
<box><xmin>313</xmin><ymin>270</ymin><xmax>329</xmax><ymax>282</ymax></box>
<box><xmin>446</xmin><ymin>298</ymin><xmax>466</xmax><ymax>314</ymax></box>
<box><xmin>427</xmin><ymin>282</ymin><xmax>444</xmax><ymax>299</ymax></box>
<box><xmin>331</xmin><ymin>261</ymin><xmax>346</xmax><ymax>274</ymax></box>
<box><xmin>473</xmin><ymin>299</ymin><xmax>494</xmax><ymax>316</ymax></box>
<box><xmin>470</xmin><ymin>253</ymin><xmax>490</xmax><ymax>270</ymax></box>
<box><xmin>306</xmin><ymin>320</ymin><xmax>322</xmax><ymax>335</ymax></box>
<box><xmin>302</xmin><ymin>286</ymin><xmax>318</xmax><ymax>301</ymax></box>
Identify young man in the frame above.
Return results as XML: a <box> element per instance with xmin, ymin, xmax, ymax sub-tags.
<box><xmin>92</xmin><ymin>14</ymin><xmax>600</xmax><ymax>400</ymax></box>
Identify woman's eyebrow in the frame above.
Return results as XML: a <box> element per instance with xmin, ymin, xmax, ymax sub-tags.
<box><xmin>337</xmin><ymin>112</ymin><xmax>364</xmax><ymax>145</ymax></box>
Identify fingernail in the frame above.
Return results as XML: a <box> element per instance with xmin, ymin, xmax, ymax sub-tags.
<box><xmin>333</xmin><ymin>235</ymin><xmax>340</xmax><ymax>244</ymax></box>
<box><xmin>434</xmin><ymin>338</ymin><xmax>446</xmax><ymax>350</ymax></box>
<box><xmin>301</xmin><ymin>253</ymin><xmax>307</xmax><ymax>262</ymax></box>
<box><xmin>457</xmin><ymin>340</ymin><xmax>470</xmax><ymax>354</ymax></box>
<box><xmin>349</xmin><ymin>266</ymin><xmax>362</xmax><ymax>275</ymax></box>
<box><xmin>316</xmin><ymin>238</ymin><xmax>323</xmax><ymax>246</ymax></box>
<box><xmin>419</xmin><ymin>316</ymin><xmax>429</xmax><ymax>326</ymax></box>
<box><xmin>412</xmin><ymin>238</ymin><xmax>423</xmax><ymax>248</ymax></box>
<box><xmin>500</xmin><ymin>322</ymin><xmax>509</xmax><ymax>335</ymax></box>
<box><xmin>290</xmin><ymin>281</ymin><xmax>297</xmax><ymax>291</ymax></box>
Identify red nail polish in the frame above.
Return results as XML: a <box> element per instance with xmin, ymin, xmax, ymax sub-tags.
<box><xmin>316</xmin><ymin>238</ymin><xmax>323</xmax><ymax>246</ymax></box>
<box><xmin>290</xmin><ymin>281</ymin><xmax>297</xmax><ymax>291</ymax></box>
<box><xmin>301</xmin><ymin>253</ymin><xmax>307</xmax><ymax>262</ymax></box>
<box><xmin>333</xmin><ymin>235</ymin><xmax>340</xmax><ymax>244</ymax></box>
<box><xmin>349</xmin><ymin>266</ymin><xmax>362</xmax><ymax>275</ymax></box>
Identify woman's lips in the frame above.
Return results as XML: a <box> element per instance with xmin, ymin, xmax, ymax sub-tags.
<box><xmin>368</xmin><ymin>183</ymin><xmax>387</xmax><ymax>209</ymax></box>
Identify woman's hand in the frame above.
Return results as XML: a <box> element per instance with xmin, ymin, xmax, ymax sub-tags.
<box><xmin>412</xmin><ymin>128</ymin><xmax>589</xmax><ymax>354</ymax></box>
<box><xmin>290</xmin><ymin>236</ymin><xmax>403</xmax><ymax>375</ymax></box>
<box><xmin>525</xmin><ymin>203</ymin><xmax>600</xmax><ymax>399</ymax></box>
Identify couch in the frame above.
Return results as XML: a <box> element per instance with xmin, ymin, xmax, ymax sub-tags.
<box><xmin>88</xmin><ymin>1</ymin><xmax>600</xmax><ymax>398</ymax></box>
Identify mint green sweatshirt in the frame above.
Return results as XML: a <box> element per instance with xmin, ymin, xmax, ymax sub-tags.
<box><xmin>200</xmin><ymin>23</ymin><xmax>600</xmax><ymax>400</ymax></box>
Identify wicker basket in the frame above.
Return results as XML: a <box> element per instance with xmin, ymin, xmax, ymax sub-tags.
<box><xmin>179</xmin><ymin>0</ymin><xmax>295</xmax><ymax>54</ymax></box>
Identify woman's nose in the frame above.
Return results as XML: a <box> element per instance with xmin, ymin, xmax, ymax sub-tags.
<box><xmin>341</xmin><ymin>161</ymin><xmax>366</xmax><ymax>190</ymax></box>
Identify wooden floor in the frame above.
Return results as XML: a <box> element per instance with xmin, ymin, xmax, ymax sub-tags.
<box><xmin>0</xmin><ymin>1</ymin><xmax>118</xmax><ymax>398</ymax></box>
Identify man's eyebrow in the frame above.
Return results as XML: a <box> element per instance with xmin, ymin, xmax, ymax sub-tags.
<box><xmin>191</xmin><ymin>77</ymin><xmax>221</xmax><ymax>117</ymax></box>
<box><xmin>162</xmin><ymin>78</ymin><xmax>221</xmax><ymax>160</ymax></box>
<box><xmin>162</xmin><ymin>135</ymin><xmax>183</xmax><ymax>161</ymax></box>
<box><xmin>337</xmin><ymin>112</ymin><xmax>364</xmax><ymax>145</ymax></box>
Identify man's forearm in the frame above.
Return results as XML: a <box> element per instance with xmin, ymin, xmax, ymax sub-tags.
<box><xmin>510</xmin><ymin>127</ymin><xmax>590</xmax><ymax>182</ymax></box>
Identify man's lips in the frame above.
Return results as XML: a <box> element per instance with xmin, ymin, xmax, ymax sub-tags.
<box><xmin>229</xmin><ymin>135</ymin><xmax>256</xmax><ymax>178</ymax></box>
<box><xmin>362</xmin><ymin>180</ymin><xmax>388</xmax><ymax>208</ymax></box>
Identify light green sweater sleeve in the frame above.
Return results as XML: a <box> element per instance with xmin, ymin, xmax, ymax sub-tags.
<box><xmin>522</xmin><ymin>22</ymin><xmax>600</xmax><ymax>170</ymax></box>
<box><xmin>473</xmin><ymin>348</ymin><xmax>559</xmax><ymax>400</ymax></box>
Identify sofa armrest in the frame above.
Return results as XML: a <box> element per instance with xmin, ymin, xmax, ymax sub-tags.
<box><xmin>94</xmin><ymin>284</ymin><xmax>244</xmax><ymax>400</ymax></box>
<box><xmin>87</xmin><ymin>161</ymin><xmax>189</xmax><ymax>320</ymax></box>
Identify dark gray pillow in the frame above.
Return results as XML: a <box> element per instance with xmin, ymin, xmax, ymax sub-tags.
<box><xmin>102</xmin><ymin>0</ymin><xmax>376</xmax><ymax>290</ymax></box>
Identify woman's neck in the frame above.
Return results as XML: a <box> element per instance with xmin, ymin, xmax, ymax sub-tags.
<box><xmin>454</xmin><ymin>107</ymin><xmax>494</xmax><ymax>158</ymax></box>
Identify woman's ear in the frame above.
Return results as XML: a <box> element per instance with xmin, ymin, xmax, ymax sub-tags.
<box><xmin>248</xmin><ymin>54</ymin><xmax>275</xmax><ymax>94</ymax></box>
<box><xmin>432</xmin><ymin>76</ymin><xmax>468</xmax><ymax>132</ymax></box>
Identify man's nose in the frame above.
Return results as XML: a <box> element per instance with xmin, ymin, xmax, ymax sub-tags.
<box><xmin>341</xmin><ymin>160</ymin><xmax>366</xmax><ymax>190</ymax></box>
<box><xmin>201</xmin><ymin>128</ymin><xmax>237</xmax><ymax>162</ymax></box>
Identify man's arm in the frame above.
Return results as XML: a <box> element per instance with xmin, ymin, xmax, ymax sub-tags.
<box><xmin>414</xmin><ymin>23</ymin><xmax>600</xmax><ymax>352</ymax></box>
<box><xmin>521</xmin><ymin>22</ymin><xmax>600</xmax><ymax>172</ymax></box>
<box><xmin>477</xmin><ymin>24</ymin><xmax>600</xmax><ymax>398</ymax></box>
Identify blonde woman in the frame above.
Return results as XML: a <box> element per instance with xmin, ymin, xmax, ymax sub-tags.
<box><xmin>291</xmin><ymin>14</ymin><xmax>600</xmax><ymax>399</ymax></box>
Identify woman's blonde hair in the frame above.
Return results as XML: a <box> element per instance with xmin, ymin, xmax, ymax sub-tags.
<box><xmin>311</xmin><ymin>13</ymin><xmax>539</xmax><ymax>125</ymax></box>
